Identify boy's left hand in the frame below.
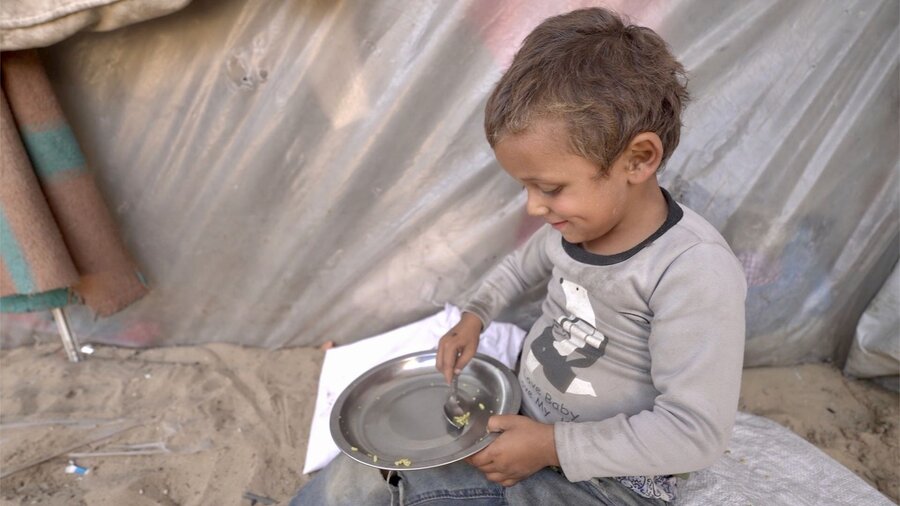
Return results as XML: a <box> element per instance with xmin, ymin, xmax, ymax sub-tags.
<box><xmin>465</xmin><ymin>415</ymin><xmax>559</xmax><ymax>487</ymax></box>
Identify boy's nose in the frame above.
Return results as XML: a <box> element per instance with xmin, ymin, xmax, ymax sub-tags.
<box><xmin>525</xmin><ymin>192</ymin><xmax>549</xmax><ymax>216</ymax></box>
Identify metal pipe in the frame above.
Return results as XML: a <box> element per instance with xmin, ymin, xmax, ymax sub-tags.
<box><xmin>51</xmin><ymin>307</ymin><xmax>80</xmax><ymax>363</ymax></box>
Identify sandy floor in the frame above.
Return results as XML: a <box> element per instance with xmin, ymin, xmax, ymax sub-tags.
<box><xmin>1</xmin><ymin>343</ymin><xmax>322</xmax><ymax>506</ymax></box>
<box><xmin>1</xmin><ymin>343</ymin><xmax>897</xmax><ymax>505</ymax></box>
<box><xmin>739</xmin><ymin>364</ymin><xmax>899</xmax><ymax>503</ymax></box>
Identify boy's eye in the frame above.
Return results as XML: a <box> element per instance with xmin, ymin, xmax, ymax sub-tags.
<box><xmin>521</xmin><ymin>184</ymin><xmax>562</xmax><ymax>195</ymax></box>
<box><xmin>539</xmin><ymin>186</ymin><xmax>562</xmax><ymax>195</ymax></box>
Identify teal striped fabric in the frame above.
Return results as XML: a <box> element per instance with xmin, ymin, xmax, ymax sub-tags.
<box><xmin>20</xmin><ymin>125</ymin><xmax>86</xmax><ymax>178</ymax></box>
<box><xmin>2</xmin><ymin>50</ymin><xmax>146</xmax><ymax>315</ymax></box>
<box><xmin>0</xmin><ymin>206</ymin><xmax>34</xmax><ymax>293</ymax></box>
<box><xmin>1</xmin><ymin>125</ymin><xmax>83</xmax><ymax>312</ymax></box>
<box><xmin>0</xmin><ymin>288</ymin><xmax>71</xmax><ymax>312</ymax></box>
<box><xmin>0</xmin><ymin>206</ymin><xmax>74</xmax><ymax>311</ymax></box>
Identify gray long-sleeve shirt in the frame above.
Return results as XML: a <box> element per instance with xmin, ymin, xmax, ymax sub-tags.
<box><xmin>464</xmin><ymin>191</ymin><xmax>747</xmax><ymax>487</ymax></box>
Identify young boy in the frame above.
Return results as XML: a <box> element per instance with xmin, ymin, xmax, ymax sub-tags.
<box><xmin>293</xmin><ymin>7</ymin><xmax>745</xmax><ymax>505</ymax></box>
<box><xmin>431</xmin><ymin>7</ymin><xmax>746</xmax><ymax>504</ymax></box>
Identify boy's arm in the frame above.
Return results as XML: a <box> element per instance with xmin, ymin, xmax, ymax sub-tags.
<box><xmin>437</xmin><ymin>224</ymin><xmax>554</xmax><ymax>381</ymax></box>
<box><xmin>554</xmin><ymin>243</ymin><xmax>747</xmax><ymax>480</ymax></box>
<box><xmin>462</xmin><ymin>224</ymin><xmax>555</xmax><ymax>329</ymax></box>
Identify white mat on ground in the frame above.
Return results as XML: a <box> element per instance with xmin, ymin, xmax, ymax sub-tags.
<box><xmin>302</xmin><ymin>304</ymin><xmax>526</xmax><ymax>474</ymax></box>
<box><xmin>678</xmin><ymin>412</ymin><xmax>893</xmax><ymax>505</ymax></box>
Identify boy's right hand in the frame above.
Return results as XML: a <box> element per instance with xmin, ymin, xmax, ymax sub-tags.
<box><xmin>435</xmin><ymin>312</ymin><xmax>483</xmax><ymax>384</ymax></box>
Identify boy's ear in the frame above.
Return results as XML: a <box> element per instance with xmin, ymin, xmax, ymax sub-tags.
<box><xmin>624</xmin><ymin>132</ymin><xmax>663</xmax><ymax>183</ymax></box>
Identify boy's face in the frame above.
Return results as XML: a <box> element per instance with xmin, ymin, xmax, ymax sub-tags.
<box><xmin>494</xmin><ymin>121</ymin><xmax>640</xmax><ymax>254</ymax></box>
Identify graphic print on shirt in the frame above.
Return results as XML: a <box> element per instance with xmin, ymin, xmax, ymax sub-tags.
<box><xmin>524</xmin><ymin>278</ymin><xmax>607</xmax><ymax>397</ymax></box>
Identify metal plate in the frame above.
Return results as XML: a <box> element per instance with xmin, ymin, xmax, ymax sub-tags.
<box><xmin>330</xmin><ymin>351</ymin><xmax>521</xmax><ymax>471</ymax></box>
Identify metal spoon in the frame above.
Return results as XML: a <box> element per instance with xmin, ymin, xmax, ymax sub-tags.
<box><xmin>443</xmin><ymin>373</ymin><xmax>470</xmax><ymax>429</ymax></box>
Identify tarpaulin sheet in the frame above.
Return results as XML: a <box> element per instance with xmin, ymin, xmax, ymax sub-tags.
<box><xmin>676</xmin><ymin>412</ymin><xmax>893</xmax><ymax>505</ymax></box>
<box><xmin>1</xmin><ymin>0</ymin><xmax>897</xmax><ymax>369</ymax></box>
<box><xmin>844</xmin><ymin>262</ymin><xmax>899</xmax><ymax>381</ymax></box>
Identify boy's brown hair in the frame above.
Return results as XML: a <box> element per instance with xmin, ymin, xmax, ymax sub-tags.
<box><xmin>484</xmin><ymin>8</ymin><xmax>689</xmax><ymax>175</ymax></box>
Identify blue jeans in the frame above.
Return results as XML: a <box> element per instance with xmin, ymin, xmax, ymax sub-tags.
<box><xmin>291</xmin><ymin>455</ymin><xmax>668</xmax><ymax>505</ymax></box>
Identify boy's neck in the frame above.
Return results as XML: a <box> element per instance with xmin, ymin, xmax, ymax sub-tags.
<box><xmin>582</xmin><ymin>184</ymin><xmax>669</xmax><ymax>256</ymax></box>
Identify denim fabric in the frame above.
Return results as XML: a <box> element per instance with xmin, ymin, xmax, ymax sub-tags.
<box><xmin>290</xmin><ymin>454</ymin><xmax>393</xmax><ymax>506</ymax></box>
<box><xmin>291</xmin><ymin>455</ymin><xmax>668</xmax><ymax>506</ymax></box>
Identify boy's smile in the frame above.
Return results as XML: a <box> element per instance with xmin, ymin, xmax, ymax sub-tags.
<box><xmin>494</xmin><ymin>121</ymin><xmax>668</xmax><ymax>256</ymax></box>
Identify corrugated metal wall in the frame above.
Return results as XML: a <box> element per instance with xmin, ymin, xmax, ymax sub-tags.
<box><xmin>2</xmin><ymin>0</ymin><xmax>897</xmax><ymax>369</ymax></box>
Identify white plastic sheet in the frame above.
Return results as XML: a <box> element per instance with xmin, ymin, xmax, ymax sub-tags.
<box><xmin>0</xmin><ymin>0</ymin><xmax>896</xmax><ymax>369</ymax></box>
<box><xmin>844</xmin><ymin>262</ymin><xmax>899</xmax><ymax>380</ymax></box>
<box><xmin>677</xmin><ymin>412</ymin><xmax>893</xmax><ymax>505</ymax></box>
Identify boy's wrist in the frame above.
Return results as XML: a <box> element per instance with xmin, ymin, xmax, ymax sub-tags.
<box><xmin>543</xmin><ymin>423</ymin><xmax>560</xmax><ymax>467</ymax></box>
<box><xmin>460</xmin><ymin>311</ymin><xmax>484</xmax><ymax>332</ymax></box>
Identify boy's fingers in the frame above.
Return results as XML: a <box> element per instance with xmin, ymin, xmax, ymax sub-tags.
<box><xmin>436</xmin><ymin>324</ymin><xmax>479</xmax><ymax>383</ymax></box>
<box><xmin>466</xmin><ymin>447</ymin><xmax>493</xmax><ymax>467</ymax></box>
<box><xmin>456</xmin><ymin>345</ymin><xmax>476</xmax><ymax>373</ymax></box>
<box><xmin>486</xmin><ymin>414</ymin><xmax>518</xmax><ymax>433</ymax></box>
<box><xmin>440</xmin><ymin>357</ymin><xmax>453</xmax><ymax>385</ymax></box>
<box><xmin>435</xmin><ymin>338</ymin><xmax>455</xmax><ymax>382</ymax></box>
<box><xmin>484</xmin><ymin>472</ymin><xmax>515</xmax><ymax>486</ymax></box>
<box><xmin>476</xmin><ymin>461</ymin><xmax>500</xmax><ymax>474</ymax></box>
<box><xmin>464</xmin><ymin>453</ymin><xmax>482</xmax><ymax>467</ymax></box>
<box><xmin>438</xmin><ymin>342</ymin><xmax>450</xmax><ymax>372</ymax></box>
<box><xmin>439</xmin><ymin>345</ymin><xmax>460</xmax><ymax>384</ymax></box>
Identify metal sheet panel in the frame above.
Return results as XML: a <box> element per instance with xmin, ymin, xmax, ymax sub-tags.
<box><xmin>3</xmin><ymin>0</ymin><xmax>896</xmax><ymax>367</ymax></box>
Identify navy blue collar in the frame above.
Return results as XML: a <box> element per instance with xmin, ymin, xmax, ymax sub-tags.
<box><xmin>562</xmin><ymin>188</ymin><xmax>683</xmax><ymax>266</ymax></box>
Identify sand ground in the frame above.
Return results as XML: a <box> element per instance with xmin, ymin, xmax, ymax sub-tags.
<box><xmin>739</xmin><ymin>364</ymin><xmax>898</xmax><ymax>502</ymax></box>
<box><xmin>1</xmin><ymin>342</ymin><xmax>896</xmax><ymax>505</ymax></box>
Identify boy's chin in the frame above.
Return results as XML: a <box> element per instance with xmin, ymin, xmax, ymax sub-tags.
<box><xmin>563</xmin><ymin>230</ymin><xmax>608</xmax><ymax>249</ymax></box>
<box><xmin>560</xmin><ymin>230</ymin><xmax>584</xmax><ymax>245</ymax></box>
